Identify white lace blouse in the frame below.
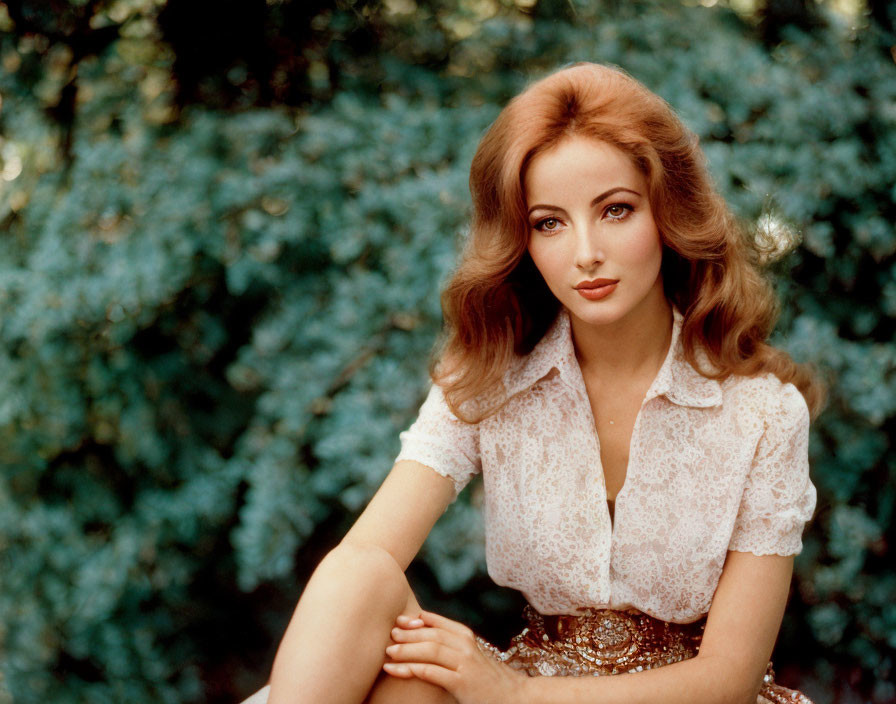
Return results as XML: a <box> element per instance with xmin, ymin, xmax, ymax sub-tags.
<box><xmin>395</xmin><ymin>306</ymin><xmax>817</xmax><ymax>623</ymax></box>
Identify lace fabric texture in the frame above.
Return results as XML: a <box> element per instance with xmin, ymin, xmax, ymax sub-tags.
<box><xmin>396</xmin><ymin>305</ymin><xmax>817</xmax><ymax>622</ymax></box>
<box><xmin>476</xmin><ymin>605</ymin><xmax>814</xmax><ymax>704</ymax></box>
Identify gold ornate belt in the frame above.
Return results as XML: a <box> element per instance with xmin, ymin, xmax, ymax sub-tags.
<box><xmin>475</xmin><ymin>604</ymin><xmax>705</xmax><ymax>677</ymax></box>
<box><xmin>475</xmin><ymin>604</ymin><xmax>815</xmax><ymax>703</ymax></box>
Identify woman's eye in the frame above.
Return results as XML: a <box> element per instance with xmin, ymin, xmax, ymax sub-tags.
<box><xmin>605</xmin><ymin>204</ymin><xmax>633</xmax><ymax>221</ymax></box>
<box><xmin>535</xmin><ymin>217</ymin><xmax>561</xmax><ymax>232</ymax></box>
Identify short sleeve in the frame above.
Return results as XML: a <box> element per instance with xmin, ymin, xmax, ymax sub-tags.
<box><xmin>727</xmin><ymin>382</ymin><xmax>817</xmax><ymax>556</ymax></box>
<box><xmin>395</xmin><ymin>382</ymin><xmax>481</xmax><ymax>499</ymax></box>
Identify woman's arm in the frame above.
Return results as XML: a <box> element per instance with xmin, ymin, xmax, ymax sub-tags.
<box><xmin>522</xmin><ymin>550</ymin><xmax>794</xmax><ymax>704</ymax></box>
<box><xmin>339</xmin><ymin>458</ymin><xmax>458</xmax><ymax>570</ymax></box>
<box><xmin>385</xmin><ymin>550</ymin><xmax>794</xmax><ymax>704</ymax></box>
<box><xmin>267</xmin><ymin>459</ymin><xmax>456</xmax><ymax>704</ymax></box>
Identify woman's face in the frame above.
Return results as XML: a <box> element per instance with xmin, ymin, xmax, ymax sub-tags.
<box><xmin>524</xmin><ymin>135</ymin><xmax>666</xmax><ymax>331</ymax></box>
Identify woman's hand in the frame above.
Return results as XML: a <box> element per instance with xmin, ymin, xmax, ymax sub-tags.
<box><xmin>382</xmin><ymin>610</ymin><xmax>529</xmax><ymax>704</ymax></box>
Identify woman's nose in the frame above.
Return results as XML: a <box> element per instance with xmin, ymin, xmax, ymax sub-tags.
<box><xmin>573</xmin><ymin>223</ymin><xmax>605</xmax><ymax>270</ymax></box>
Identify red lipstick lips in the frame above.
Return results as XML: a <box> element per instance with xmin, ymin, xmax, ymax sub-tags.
<box><xmin>574</xmin><ymin>278</ymin><xmax>618</xmax><ymax>300</ymax></box>
<box><xmin>574</xmin><ymin>278</ymin><xmax>618</xmax><ymax>289</ymax></box>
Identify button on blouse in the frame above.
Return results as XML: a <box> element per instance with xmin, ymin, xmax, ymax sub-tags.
<box><xmin>395</xmin><ymin>306</ymin><xmax>817</xmax><ymax>623</ymax></box>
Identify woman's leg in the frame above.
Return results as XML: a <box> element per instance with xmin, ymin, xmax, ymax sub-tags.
<box><xmin>365</xmin><ymin>664</ymin><xmax>457</xmax><ymax>704</ymax></box>
<box><xmin>364</xmin><ymin>587</ymin><xmax>457</xmax><ymax>704</ymax></box>
<box><xmin>267</xmin><ymin>542</ymin><xmax>453</xmax><ymax>704</ymax></box>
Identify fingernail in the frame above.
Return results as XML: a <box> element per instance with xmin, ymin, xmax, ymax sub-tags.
<box><xmin>408</xmin><ymin>618</ymin><xmax>424</xmax><ymax>627</ymax></box>
<box><xmin>385</xmin><ymin>644</ymin><xmax>398</xmax><ymax>655</ymax></box>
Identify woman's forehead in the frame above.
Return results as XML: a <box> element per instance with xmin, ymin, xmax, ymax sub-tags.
<box><xmin>524</xmin><ymin>136</ymin><xmax>646</xmax><ymax>205</ymax></box>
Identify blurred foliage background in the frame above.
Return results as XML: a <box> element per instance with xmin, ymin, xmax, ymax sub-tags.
<box><xmin>0</xmin><ymin>0</ymin><xmax>894</xmax><ymax>702</ymax></box>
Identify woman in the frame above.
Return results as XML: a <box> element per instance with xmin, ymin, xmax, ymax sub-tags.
<box><xmin>258</xmin><ymin>62</ymin><xmax>822</xmax><ymax>704</ymax></box>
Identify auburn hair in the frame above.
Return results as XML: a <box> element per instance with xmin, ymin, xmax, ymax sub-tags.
<box><xmin>431</xmin><ymin>62</ymin><xmax>825</xmax><ymax>422</ymax></box>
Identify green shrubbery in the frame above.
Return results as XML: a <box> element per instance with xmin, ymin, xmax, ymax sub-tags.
<box><xmin>1</xmin><ymin>1</ymin><xmax>893</xmax><ymax>702</ymax></box>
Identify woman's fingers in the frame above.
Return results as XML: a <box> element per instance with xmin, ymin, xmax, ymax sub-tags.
<box><xmin>385</xmin><ymin>640</ymin><xmax>460</xmax><ymax>669</ymax></box>
<box><xmin>395</xmin><ymin>613</ymin><xmax>425</xmax><ymax>628</ymax></box>
<box><xmin>417</xmin><ymin>610</ymin><xmax>475</xmax><ymax>637</ymax></box>
<box><xmin>382</xmin><ymin>662</ymin><xmax>457</xmax><ymax>690</ymax></box>
<box><xmin>384</xmin><ymin>610</ymin><xmax>525</xmax><ymax>702</ymax></box>
<box><xmin>385</xmin><ymin>608</ymin><xmax>479</xmax><ymax>692</ymax></box>
<box><xmin>394</xmin><ymin>609</ymin><xmax>472</xmax><ymax>639</ymax></box>
<box><xmin>390</xmin><ymin>625</ymin><xmax>466</xmax><ymax>650</ymax></box>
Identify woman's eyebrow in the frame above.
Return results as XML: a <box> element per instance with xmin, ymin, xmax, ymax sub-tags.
<box><xmin>590</xmin><ymin>186</ymin><xmax>641</xmax><ymax>206</ymax></box>
<box><xmin>527</xmin><ymin>186</ymin><xmax>642</xmax><ymax>215</ymax></box>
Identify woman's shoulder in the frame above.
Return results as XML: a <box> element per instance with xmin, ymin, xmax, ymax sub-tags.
<box><xmin>720</xmin><ymin>369</ymin><xmax>805</xmax><ymax>403</ymax></box>
<box><xmin>718</xmin><ymin>370</ymin><xmax>809</xmax><ymax>433</ymax></box>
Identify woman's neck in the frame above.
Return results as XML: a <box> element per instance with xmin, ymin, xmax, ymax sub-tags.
<box><xmin>569</xmin><ymin>295</ymin><xmax>674</xmax><ymax>385</ymax></box>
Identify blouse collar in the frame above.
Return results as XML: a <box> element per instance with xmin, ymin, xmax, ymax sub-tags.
<box><xmin>501</xmin><ymin>305</ymin><xmax>723</xmax><ymax>409</ymax></box>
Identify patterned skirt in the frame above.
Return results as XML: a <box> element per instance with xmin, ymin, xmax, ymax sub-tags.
<box><xmin>475</xmin><ymin>605</ymin><xmax>814</xmax><ymax>704</ymax></box>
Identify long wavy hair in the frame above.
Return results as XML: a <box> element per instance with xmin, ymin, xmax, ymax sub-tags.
<box><xmin>432</xmin><ymin>62</ymin><xmax>825</xmax><ymax>422</ymax></box>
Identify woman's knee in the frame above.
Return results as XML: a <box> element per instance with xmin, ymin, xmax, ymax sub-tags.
<box><xmin>364</xmin><ymin>671</ymin><xmax>457</xmax><ymax>704</ymax></box>
<box><xmin>316</xmin><ymin>542</ymin><xmax>410</xmax><ymax>614</ymax></box>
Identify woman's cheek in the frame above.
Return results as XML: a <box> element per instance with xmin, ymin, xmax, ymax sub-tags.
<box><xmin>619</xmin><ymin>223</ymin><xmax>663</xmax><ymax>270</ymax></box>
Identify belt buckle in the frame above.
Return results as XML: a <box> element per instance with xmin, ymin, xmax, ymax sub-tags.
<box><xmin>583</xmin><ymin>609</ymin><xmax>639</xmax><ymax>663</ymax></box>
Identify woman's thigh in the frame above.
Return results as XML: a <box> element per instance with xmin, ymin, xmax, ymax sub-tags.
<box><xmin>237</xmin><ymin>677</ymin><xmax>454</xmax><ymax>704</ymax></box>
<box><xmin>364</xmin><ymin>671</ymin><xmax>457</xmax><ymax>704</ymax></box>
<box><xmin>364</xmin><ymin>589</ymin><xmax>457</xmax><ymax>704</ymax></box>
